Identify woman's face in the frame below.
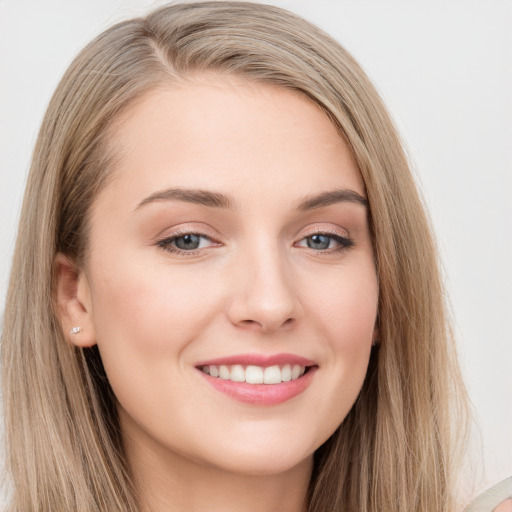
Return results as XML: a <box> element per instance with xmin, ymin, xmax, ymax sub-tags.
<box><xmin>75</xmin><ymin>76</ymin><xmax>378</xmax><ymax>476</ymax></box>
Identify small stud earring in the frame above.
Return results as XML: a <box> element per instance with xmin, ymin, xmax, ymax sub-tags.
<box><xmin>70</xmin><ymin>326</ymin><xmax>82</xmax><ymax>335</ymax></box>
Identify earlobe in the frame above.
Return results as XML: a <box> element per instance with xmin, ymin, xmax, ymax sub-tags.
<box><xmin>53</xmin><ymin>252</ymin><xmax>97</xmax><ymax>347</ymax></box>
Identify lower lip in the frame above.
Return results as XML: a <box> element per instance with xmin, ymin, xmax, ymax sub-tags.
<box><xmin>197</xmin><ymin>367</ymin><xmax>317</xmax><ymax>405</ymax></box>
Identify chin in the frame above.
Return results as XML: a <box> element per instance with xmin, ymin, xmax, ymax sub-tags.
<box><xmin>190</xmin><ymin>429</ymin><xmax>320</xmax><ymax>477</ymax></box>
<box><xmin>205</xmin><ymin>449</ymin><xmax>313</xmax><ymax>477</ymax></box>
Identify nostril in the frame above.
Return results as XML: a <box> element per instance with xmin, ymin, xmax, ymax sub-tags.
<box><xmin>240</xmin><ymin>319</ymin><xmax>258</xmax><ymax>326</ymax></box>
<box><xmin>237</xmin><ymin>316</ymin><xmax>296</xmax><ymax>332</ymax></box>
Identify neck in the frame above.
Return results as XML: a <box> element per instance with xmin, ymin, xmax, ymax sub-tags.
<box><xmin>122</xmin><ymin>419</ymin><xmax>312</xmax><ymax>512</ymax></box>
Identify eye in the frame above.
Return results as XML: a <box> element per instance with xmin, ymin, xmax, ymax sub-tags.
<box><xmin>157</xmin><ymin>232</ymin><xmax>216</xmax><ymax>254</ymax></box>
<box><xmin>296</xmin><ymin>232</ymin><xmax>353</xmax><ymax>252</ymax></box>
<box><xmin>306</xmin><ymin>234</ymin><xmax>333</xmax><ymax>250</ymax></box>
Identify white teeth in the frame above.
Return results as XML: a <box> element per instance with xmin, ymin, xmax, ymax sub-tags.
<box><xmin>291</xmin><ymin>364</ymin><xmax>303</xmax><ymax>380</ymax></box>
<box><xmin>219</xmin><ymin>365</ymin><xmax>230</xmax><ymax>379</ymax></box>
<box><xmin>200</xmin><ymin>363</ymin><xmax>307</xmax><ymax>384</ymax></box>
<box><xmin>245</xmin><ymin>365</ymin><xmax>264</xmax><ymax>384</ymax></box>
<box><xmin>230</xmin><ymin>364</ymin><xmax>245</xmax><ymax>382</ymax></box>
<box><xmin>281</xmin><ymin>364</ymin><xmax>292</xmax><ymax>382</ymax></box>
<box><xmin>263</xmin><ymin>365</ymin><xmax>281</xmax><ymax>384</ymax></box>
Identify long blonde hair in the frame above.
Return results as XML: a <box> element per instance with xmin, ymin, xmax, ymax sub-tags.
<box><xmin>1</xmin><ymin>2</ymin><xmax>470</xmax><ymax>511</ymax></box>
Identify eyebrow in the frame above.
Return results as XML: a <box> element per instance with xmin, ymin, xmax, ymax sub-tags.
<box><xmin>297</xmin><ymin>189</ymin><xmax>368</xmax><ymax>210</ymax></box>
<box><xmin>135</xmin><ymin>187</ymin><xmax>368</xmax><ymax>211</ymax></box>
<box><xmin>135</xmin><ymin>188</ymin><xmax>235</xmax><ymax>210</ymax></box>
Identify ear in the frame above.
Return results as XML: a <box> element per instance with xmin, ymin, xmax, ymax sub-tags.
<box><xmin>53</xmin><ymin>252</ymin><xmax>97</xmax><ymax>347</ymax></box>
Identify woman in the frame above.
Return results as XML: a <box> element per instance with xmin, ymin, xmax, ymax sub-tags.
<box><xmin>1</xmin><ymin>2</ymin><xmax>510</xmax><ymax>511</ymax></box>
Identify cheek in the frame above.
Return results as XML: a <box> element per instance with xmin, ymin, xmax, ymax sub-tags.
<box><xmin>309</xmin><ymin>264</ymin><xmax>378</xmax><ymax>346</ymax></box>
<box><xmin>86</xmin><ymin>255</ymin><xmax>226</xmax><ymax>405</ymax></box>
<box><xmin>302</xmin><ymin>263</ymin><xmax>378</xmax><ymax>420</ymax></box>
<box><xmin>89</xmin><ymin>257</ymin><xmax>220</xmax><ymax>350</ymax></box>
<box><xmin>86</xmin><ymin>256</ymin><xmax>226</xmax><ymax>423</ymax></box>
<box><xmin>329</xmin><ymin>277</ymin><xmax>377</xmax><ymax>376</ymax></box>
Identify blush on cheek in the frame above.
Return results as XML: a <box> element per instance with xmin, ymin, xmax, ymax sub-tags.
<box><xmin>320</xmin><ymin>298</ymin><xmax>377</xmax><ymax>345</ymax></box>
<box><xmin>91</xmin><ymin>265</ymin><xmax>223</xmax><ymax>360</ymax></box>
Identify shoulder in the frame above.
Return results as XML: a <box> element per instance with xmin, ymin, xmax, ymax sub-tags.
<box><xmin>493</xmin><ymin>500</ymin><xmax>512</xmax><ymax>512</ymax></box>
<box><xmin>465</xmin><ymin>477</ymin><xmax>512</xmax><ymax>512</ymax></box>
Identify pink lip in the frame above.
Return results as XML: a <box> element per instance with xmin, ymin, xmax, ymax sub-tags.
<box><xmin>195</xmin><ymin>353</ymin><xmax>318</xmax><ymax>406</ymax></box>
<box><xmin>195</xmin><ymin>353</ymin><xmax>316</xmax><ymax>367</ymax></box>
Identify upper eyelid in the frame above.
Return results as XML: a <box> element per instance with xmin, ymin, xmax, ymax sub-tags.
<box><xmin>156</xmin><ymin>223</ymin><xmax>220</xmax><ymax>240</ymax></box>
<box><xmin>297</xmin><ymin>225</ymin><xmax>350</xmax><ymax>239</ymax></box>
<box><xmin>155</xmin><ymin>222</ymin><xmax>352</xmax><ymax>243</ymax></box>
<box><xmin>157</xmin><ymin>226</ymin><xmax>350</xmax><ymax>238</ymax></box>
<box><xmin>161</xmin><ymin>229</ymin><xmax>212</xmax><ymax>239</ymax></box>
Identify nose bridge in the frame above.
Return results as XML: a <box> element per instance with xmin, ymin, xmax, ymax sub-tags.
<box><xmin>227</xmin><ymin>234</ymin><xmax>302</xmax><ymax>332</ymax></box>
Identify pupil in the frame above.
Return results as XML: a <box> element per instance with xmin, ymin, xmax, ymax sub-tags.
<box><xmin>176</xmin><ymin>234</ymin><xmax>200</xmax><ymax>250</ymax></box>
<box><xmin>308</xmin><ymin>234</ymin><xmax>330</xmax><ymax>250</ymax></box>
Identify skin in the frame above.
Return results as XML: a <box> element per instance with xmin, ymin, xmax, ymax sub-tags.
<box><xmin>55</xmin><ymin>76</ymin><xmax>379</xmax><ymax>512</ymax></box>
<box><xmin>495</xmin><ymin>500</ymin><xmax>512</xmax><ymax>512</ymax></box>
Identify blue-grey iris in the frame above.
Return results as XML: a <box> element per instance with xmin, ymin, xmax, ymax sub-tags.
<box><xmin>307</xmin><ymin>234</ymin><xmax>331</xmax><ymax>250</ymax></box>
<box><xmin>175</xmin><ymin>234</ymin><xmax>201</xmax><ymax>250</ymax></box>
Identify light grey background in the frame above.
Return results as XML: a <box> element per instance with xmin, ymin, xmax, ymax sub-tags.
<box><xmin>1</xmin><ymin>0</ymin><xmax>511</xmax><ymax>495</ymax></box>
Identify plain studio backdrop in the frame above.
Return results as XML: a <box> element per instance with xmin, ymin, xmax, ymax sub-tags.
<box><xmin>0</xmin><ymin>0</ymin><xmax>510</xmax><ymax>499</ymax></box>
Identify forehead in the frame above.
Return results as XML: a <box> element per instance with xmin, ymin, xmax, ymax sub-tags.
<box><xmin>97</xmin><ymin>76</ymin><xmax>365</xmax><ymax>212</ymax></box>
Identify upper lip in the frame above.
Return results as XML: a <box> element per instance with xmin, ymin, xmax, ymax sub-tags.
<box><xmin>195</xmin><ymin>353</ymin><xmax>317</xmax><ymax>368</ymax></box>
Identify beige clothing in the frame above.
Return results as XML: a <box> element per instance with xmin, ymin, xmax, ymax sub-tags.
<box><xmin>465</xmin><ymin>477</ymin><xmax>512</xmax><ymax>512</ymax></box>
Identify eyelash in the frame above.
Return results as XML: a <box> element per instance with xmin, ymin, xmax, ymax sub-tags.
<box><xmin>156</xmin><ymin>230</ymin><xmax>354</xmax><ymax>256</ymax></box>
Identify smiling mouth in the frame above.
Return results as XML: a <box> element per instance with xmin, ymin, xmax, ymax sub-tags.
<box><xmin>199</xmin><ymin>364</ymin><xmax>309</xmax><ymax>384</ymax></box>
<box><xmin>195</xmin><ymin>354</ymin><xmax>318</xmax><ymax>404</ymax></box>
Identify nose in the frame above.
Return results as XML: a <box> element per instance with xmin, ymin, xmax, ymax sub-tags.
<box><xmin>226</xmin><ymin>245</ymin><xmax>303</xmax><ymax>333</ymax></box>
